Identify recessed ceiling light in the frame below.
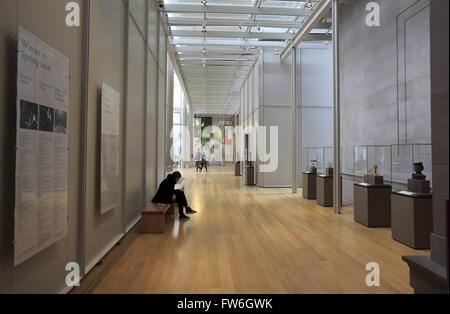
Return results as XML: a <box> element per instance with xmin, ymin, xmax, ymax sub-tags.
<box><xmin>305</xmin><ymin>1</ymin><xmax>313</xmax><ymax>9</ymax></box>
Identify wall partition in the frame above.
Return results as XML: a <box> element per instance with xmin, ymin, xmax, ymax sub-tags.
<box><xmin>0</xmin><ymin>0</ymin><xmax>85</xmax><ymax>294</ymax></box>
<box><xmin>0</xmin><ymin>0</ymin><xmax>170</xmax><ymax>293</ymax></box>
<box><xmin>339</xmin><ymin>0</ymin><xmax>432</xmax><ymax>204</ymax></box>
<box><xmin>240</xmin><ymin>45</ymin><xmax>333</xmax><ymax>189</ymax></box>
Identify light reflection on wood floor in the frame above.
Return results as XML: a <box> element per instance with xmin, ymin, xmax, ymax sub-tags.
<box><xmin>93</xmin><ymin>166</ymin><xmax>428</xmax><ymax>294</ymax></box>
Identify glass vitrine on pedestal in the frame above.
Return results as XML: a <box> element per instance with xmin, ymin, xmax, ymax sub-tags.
<box><xmin>317</xmin><ymin>147</ymin><xmax>334</xmax><ymax>177</ymax></box>
<box><xmin>302</xmin><ymin>148</ymin><xmax>322</xmax><ymax>200</ymax></box>
<box><xmin>391</xmin><ymin>144</ymin><xmax>433</xmax><ymax>249</ymax></box>
<box><xmin>353</xmin><ymin>145</ymin><xmax>392</xmax><ymax>227</ymax></box>
<box><xmin>303</xmin><ymin>147</ymin><xmax>323</xmax><ymax>174</ymax></box>
<box><xmin>391</xmin><ymin>144</ymin><xmax>432</xmax><ymax>193</ymax></box>
<box><xmin>353</xmin><ymin>145</ymin><xmax>392</xmax><ymax>185</ymax></box>
<box><xmin>245</xmin><ymin>151</ymin><xmax>255</xmax><ymax>186</ymax></box>
<box><xmin>314</xmin><ymin>147</ymin><xmax>334</xmax><ymax>207</ymax></box>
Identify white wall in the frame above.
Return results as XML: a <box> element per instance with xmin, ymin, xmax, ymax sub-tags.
<box><xmin>340</xmin><ymin>0</ymin><xmax>432</xmax><ymax>203</ymax></box>
<box><xmin>240</xmin><ymin>45</ymin><xmax>334</xmax><ymax>188</ymax></box>
<box><xmin>300</xmin><ymin>46</ymin><xmax>334</xmax><ymax>151</ymax></box>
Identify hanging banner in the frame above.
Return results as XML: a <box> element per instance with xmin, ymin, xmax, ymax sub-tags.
<box><xmin>100</xmin><ymin>82</ymin><xmax>121</xmax><ymax>215</ymax></box>
<box><xmin>14</xmin><ymin>26</ymin><xmax>69</xmax><ymax>266</ymax></box>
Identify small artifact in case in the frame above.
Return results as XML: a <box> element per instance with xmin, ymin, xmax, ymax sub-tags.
<box><xmin>408</xmin><ymin>162</ymin><xmax>431</xmax><ymax>194</ymax></box>
<box><xmin>310</xmin><ymin>160</ymin><xmax>318</xmax><ymax>174</ymax></box>
<box><xmin>365</xmin><ymin>165</ymin><xmax>384</xmax><ymax>185</ymax></box>
<box><xmin>325</xmin><ymin>167</ymin><xmax>334</xmax><ymax>177</ymax></box>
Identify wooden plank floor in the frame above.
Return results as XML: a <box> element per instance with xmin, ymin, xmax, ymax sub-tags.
<box><xmin>93</xmin><ymin>166</ymin><xmax>428</xmax><ymax>294</ymax></box>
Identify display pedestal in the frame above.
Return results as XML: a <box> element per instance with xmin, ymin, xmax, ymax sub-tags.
<box><xmin>302</xmin><ymin>172</ymin><xmax>317</xmax><ymax>200</ymax></box>
<box><xmin>235</xmin><ymin>162</ymin><xmax>241</xmax><ymax>176</ymax></box>
<box><xmin>245</xmin><ymin>165</ymin><xmax>255</xmax><ymax>186</ymax></box>
<box><xmin>391</xmin><ymin>191</ymin><xmax>433</xmax><ymax>249</ymax></box>
<box><xmin>364</xmin><ymin>175</ymin><xmax>384</xmax><ymax>186</ymax></box>
<box><xmin>408</xmin><ymin>179</ymin><xmax>431</xmax><ymax>194</ymax></box>
<box><xmin>317</xmin><ymin>175</ymin><xmax>333</xmax><ymax>207</ymax></box>
<box><xmin>354</xmin><ymin>183</ymin><xmax>392</xmax><ymax>227</ymax></box>
<box><xmin>402</xmin><ymin>256</ymin><xmax>448</xmax><ymax>294</ymax></box>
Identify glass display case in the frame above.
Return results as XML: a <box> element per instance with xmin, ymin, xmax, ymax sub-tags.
<box><xmin>320</xmin><ymin>147</ymin><xmax>334</xmax><ymax>176</ymax></box>
<box><xmin>303</xmin><ymin>147</ymin><xmax>334</xmax><ymax>174</ymax></box>
<box><xmin>391</xmin><ymin>144</ymin><xmax>432</xmax><ymax>192</ymax></box>
<box><xmin>353</xmin><ymin>145</ymin><xmax>392</xmax><ymax>185</ymax></box>
<box><xmin>302</xmin><ymin>147</ymin><xmax>322</xmax><ymax>174</ymax></box>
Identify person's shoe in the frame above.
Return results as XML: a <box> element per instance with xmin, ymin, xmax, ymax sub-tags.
<box><xmin>186</xmin><ymin>207</ymin><xmax>197</xmax><ymax>214</ymax></box>
<box><xmin>179</xmin><ymin>214</ymin><xmax>190</xmax><ymax>220</ymax></box>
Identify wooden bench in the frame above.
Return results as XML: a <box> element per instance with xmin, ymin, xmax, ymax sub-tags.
<box><xmin>141</xmin><ymin>203</ymin><xmax>176</xmax><ymax>234</ymax></box>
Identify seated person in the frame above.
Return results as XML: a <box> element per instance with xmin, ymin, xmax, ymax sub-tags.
<box><xmin>152</xmin><ymin>171</ymin><xmax>197</xmax><ymax>220</ymax></box>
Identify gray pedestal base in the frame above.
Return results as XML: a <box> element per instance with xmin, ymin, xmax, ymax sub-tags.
<box><xmin>317</xmin><ymin>175</ymin><xmax>333</xmax><ymax>207</ymax></box>
<box><xmin>354</xmin><ymin>184</ymin><xmax>392</xmax><ymax>227</ymax></box>
<box><xmin>245</xmin><ymin>166</ymin><xmax>255</xmax><ymax>186</ymax></box>
<box><xmin>391</xmin><ymin>192</ymin><xmax>433</xmax><ymax>249</ymax></box>
<box><xmin>302</xmin><ymin>172</ymin><xmax>317</xmax><ymax>200</ymax></box>
<box><xmin>235</xmin><ymin>162</ymin><xmax>241</xmax><ymax>176</ymax></box>
<box><xmin>402</xmin><ymin>256</ymin><xmax>448</xmax><ymax>294</ymax></box>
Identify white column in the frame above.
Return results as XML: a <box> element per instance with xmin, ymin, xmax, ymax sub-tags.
<box><xmin>291</xmin><ymin>47</ymin><xmax>297</xmax><ymax>194</ymax></box>
<box><xmin>333</xmin><ymin>0</ymin><xmax>342</xmax><ymax>214</ymax></box>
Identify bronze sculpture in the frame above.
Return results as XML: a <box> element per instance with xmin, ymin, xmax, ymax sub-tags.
<box><xmin>412</xmin><ymin>162</ymin><xmax>426</xmax><ymax>180</ymax></box>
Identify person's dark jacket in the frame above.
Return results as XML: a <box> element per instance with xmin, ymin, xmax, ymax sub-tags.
<box><xmin>152</xmin><ymin>174</ymin><xmax>176</xmax><ymax>204</ymax></box>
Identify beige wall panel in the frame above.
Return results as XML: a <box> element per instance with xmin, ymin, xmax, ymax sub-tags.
<box><xmin>85</xmin><ymin>0</ymin><xmax>126</xmax><ymax>273</ymax></box>
<box><xmin>148</xmin><ymin>1</ymin><xmax>159</xmax><ymax>60</ymax></box>
<box><xmin>159</xmin><ymin>23</ymin><xmax>167</xmax><ymax>74</ymax></box>
<box><xmin>0</xmin><ymin>0</ymin><xmax>84</xmax><ymax>293</ymax></box>
<box><xmin>0</xmin><ymin>0</ymin><xmax>19</xmax><ymax>294</ymax></box>
<box><xmin>146</xmin><ymin>54</ymin><xmax>158</xmax><ymax>202</ymax></box>
<box><xmin>124</xmin><ymin>21</ymin><xmax>146</xmax><ymax>229</ymax></box>
<box><xmin>129</xmin><ymin>0</ymin><xmax>147</xmax><ymax>36</ymax></box>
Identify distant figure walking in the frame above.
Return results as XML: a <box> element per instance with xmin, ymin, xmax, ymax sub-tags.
<box><xmin>194</xmin><ymin>149</ymin><xmax>202</xmax><ymax>172</ymax></box>
<box><xmin>200</xmin><ymin>151</ymin><xmax>208</xmax><ymax>172</ymax></box>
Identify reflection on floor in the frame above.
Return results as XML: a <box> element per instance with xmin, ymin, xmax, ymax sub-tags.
<box><xmin>93</xmin><ymin>166</ymin><xmax>428</xmax><ymax>294</ymax></box>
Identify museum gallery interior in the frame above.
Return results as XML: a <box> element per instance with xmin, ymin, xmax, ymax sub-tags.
<box><xmin>0</xmin><ymin>0</ymin><xmax>448</xmax><ymax>295</ymax></box>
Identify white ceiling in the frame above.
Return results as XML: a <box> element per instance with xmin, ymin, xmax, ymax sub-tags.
<box><xmin>160</xmin><ymin>0</ymin><xmax>331</xmax><ymax>116</ymax></box>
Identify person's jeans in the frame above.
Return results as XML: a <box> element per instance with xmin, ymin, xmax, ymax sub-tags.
<box><xmin>174</xmin><ymin>190</ymin><xmax>189</xmax><ymax>216</ymax></box>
